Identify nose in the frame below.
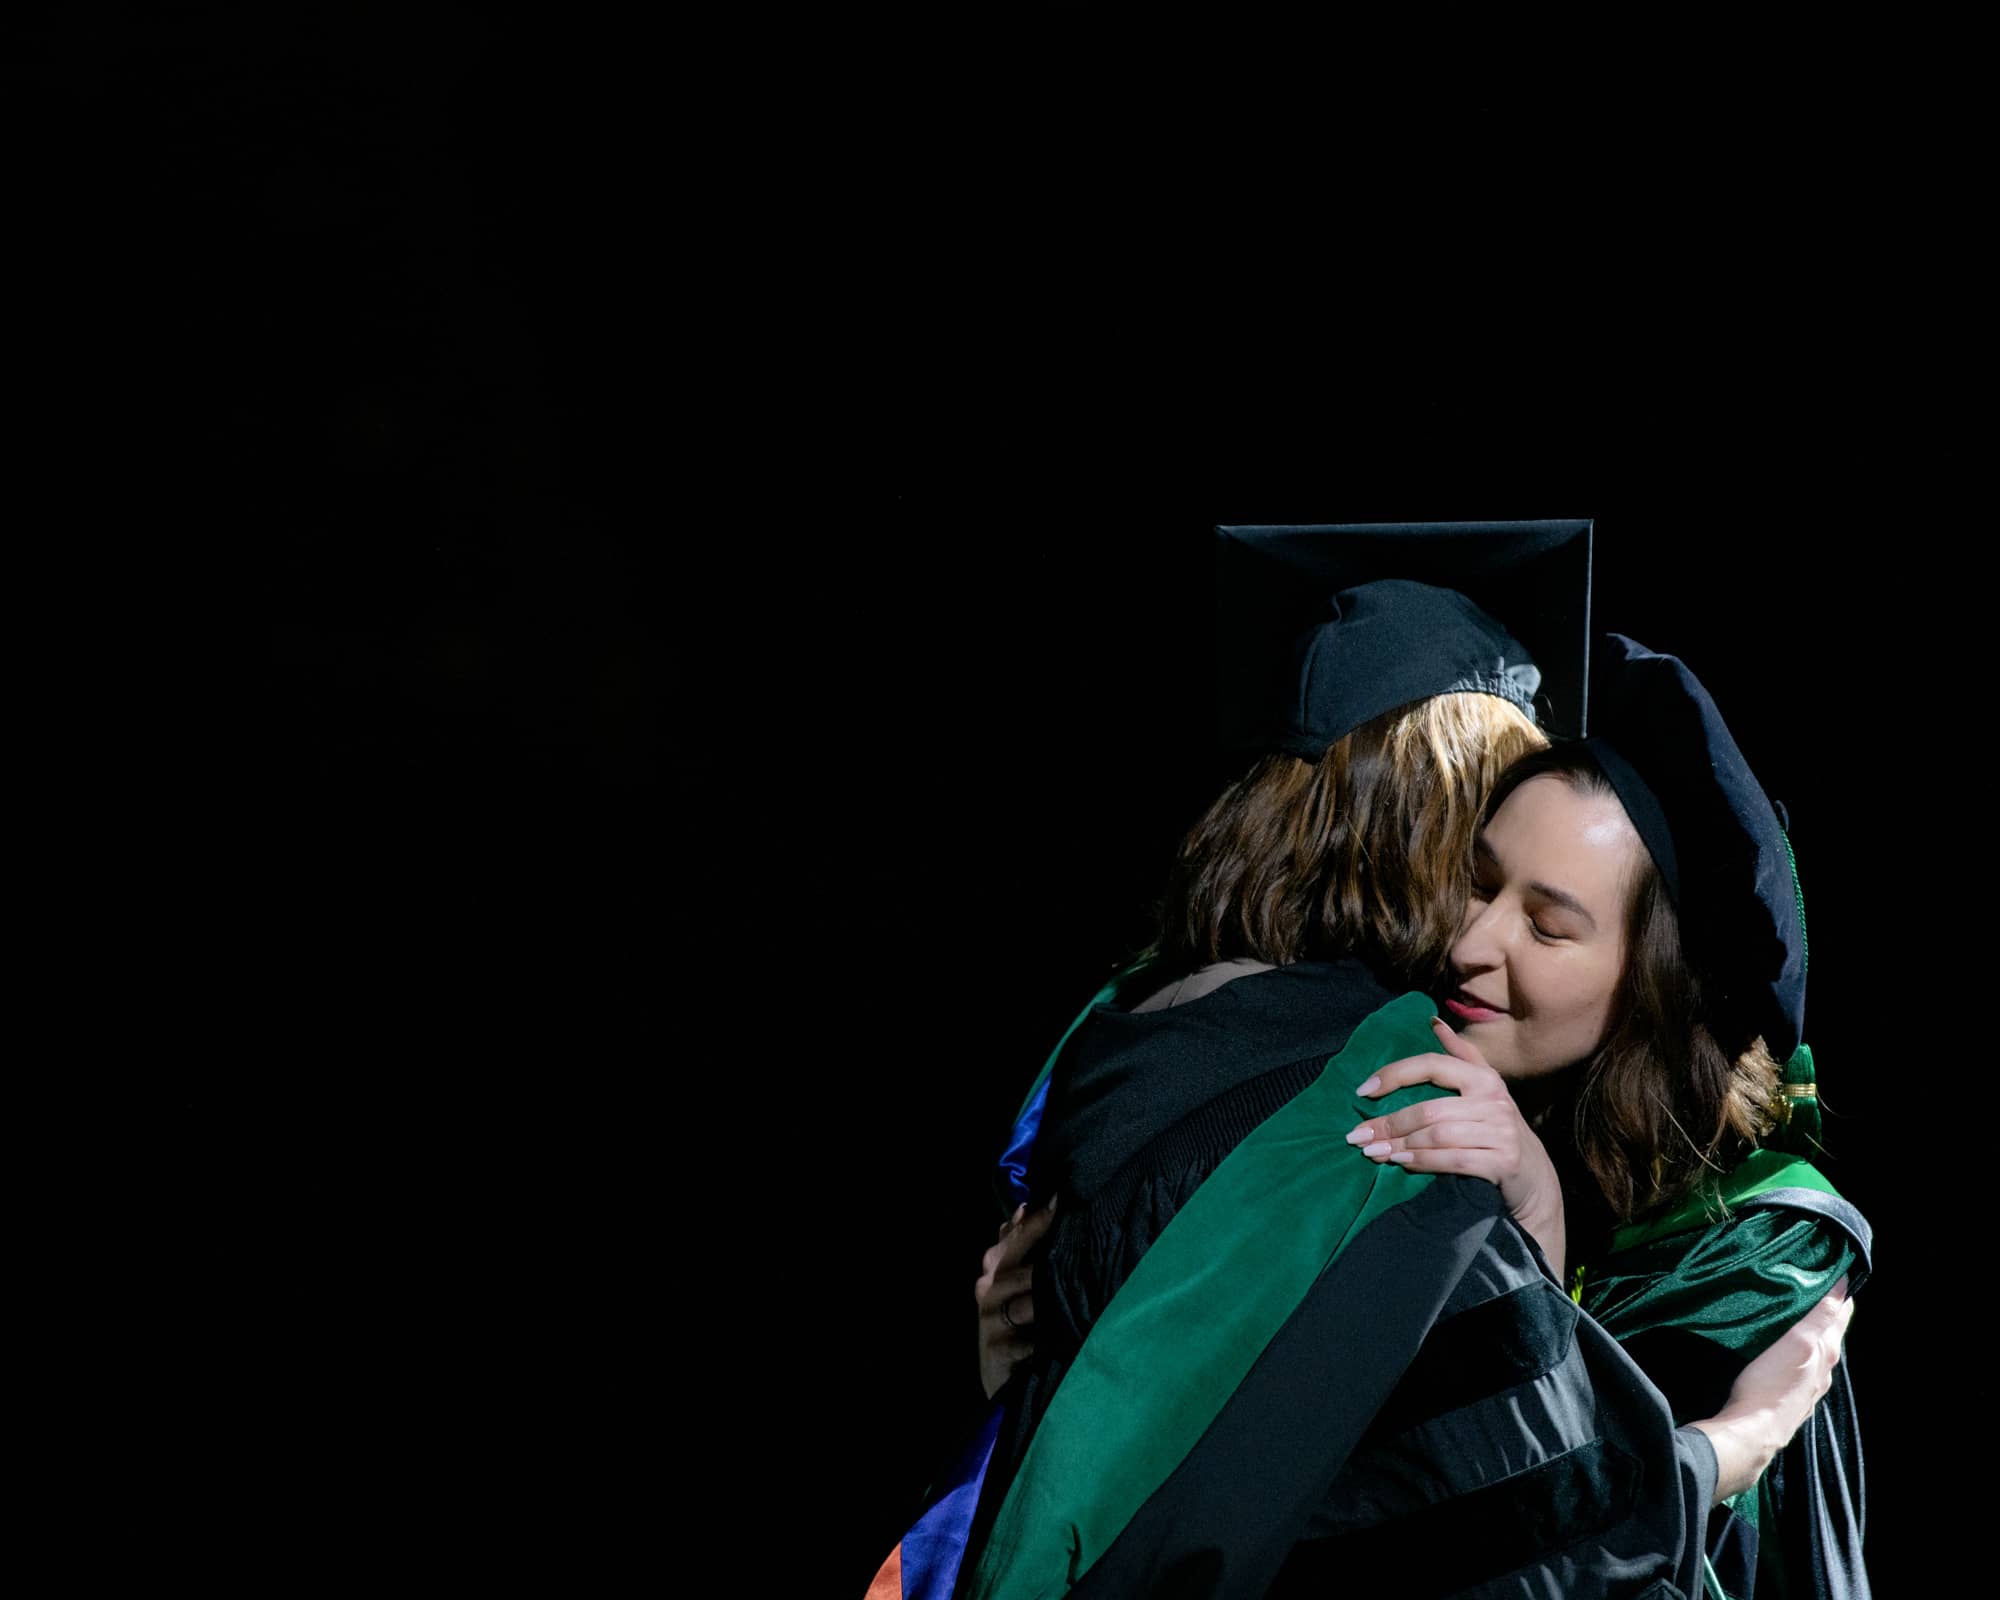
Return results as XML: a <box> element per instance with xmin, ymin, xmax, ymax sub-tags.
<box><xmin>1451</xmin><ymin>895</ymin><xmax>1509</xmax><ymax>978</ymax></box>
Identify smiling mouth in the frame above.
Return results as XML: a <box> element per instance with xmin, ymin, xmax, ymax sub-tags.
<box><xmin>1444</xmin><ymin>992</ymin><xmax>1509</xmax><ymax>1024</ymax></box>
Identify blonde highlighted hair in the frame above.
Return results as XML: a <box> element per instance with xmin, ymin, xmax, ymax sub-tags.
<box><xmin>1151</xmin><ymin>693</ymin><xmax>1548</xmax><ymax>987</ymax></box>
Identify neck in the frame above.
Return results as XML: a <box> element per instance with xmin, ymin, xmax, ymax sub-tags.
<box><xmin>1508</xmin><ymin>1069</ymin><xmax>1576</xmax><ymax>1128</ymax></box>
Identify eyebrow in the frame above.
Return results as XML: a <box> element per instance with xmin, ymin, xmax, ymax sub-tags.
<box><xmin>1473</xmin><ymin>838</ymin><xmax>1599</xmax><ymax>932</ymax></box>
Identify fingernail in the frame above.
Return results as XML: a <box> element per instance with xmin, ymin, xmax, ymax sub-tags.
<box><xmin>1388</xmin><ymin>1151</ymin><xmax>1415</xmax><ymax>1164</ymax></box>
<box><xmin>1364</xmin><ymin>1140</ymin><xmax>1393</xmax><ymax>1158</ymax></box>
<box><xmin>1345</xmin><ymin>1126</ymin><xmax>1374</xmax><ymax>1145</ymax></box>
<box><xmin>1357</xmin><ymin>1075</ymin><xmax>1381</xmax><ymax>1096</ymax></box>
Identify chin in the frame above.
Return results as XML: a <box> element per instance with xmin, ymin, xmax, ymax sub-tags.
<box><xmin>1478</xmin><ymin>1036</ymin><xmax>1562</xmax><ymax>1083</ymax></box>
<box><xmin>1511</xmin><ymin>1054</ymin><xmax>1588</xmax><ymax>1084</ymax></box>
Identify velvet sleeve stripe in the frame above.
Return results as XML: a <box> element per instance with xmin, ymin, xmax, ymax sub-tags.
<box><xmin>1277</xmin><ymin>1436</ymin><xmax>1645</xmax><ymax>1598</ymax></box>
<box><xmin>1362</xmin><ymin>1273</ymin><xmax>1580</xmax><ymax>1443</ymax></box>
<box><xmin>1071</xmin><ymin>1184</ymin><xmax>1714</xmax><ymax>1599</ymax></box>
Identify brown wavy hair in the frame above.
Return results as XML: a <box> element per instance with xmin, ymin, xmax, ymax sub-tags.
<box><xmin>1483</xmin><ymin>746</ymin><xmax>1786</xmax><ymax>1224</ymax></box>
<box><xmin>1150</xmin><ymin>693</ymin><xmax>1547</xmax><ymax>989</ymax></box>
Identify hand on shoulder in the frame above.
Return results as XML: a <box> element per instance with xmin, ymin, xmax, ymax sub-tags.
<box><xmin>1347</xmin><ymin>1016</ymin><xmax>1567</xmax><ymax>1273</ymax></box>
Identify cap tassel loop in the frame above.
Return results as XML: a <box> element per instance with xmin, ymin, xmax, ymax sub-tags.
<box><xmin>1780</xmin><ymin>1041</ymin><xmax>1821</xmax><ymax>1152</ymax></box>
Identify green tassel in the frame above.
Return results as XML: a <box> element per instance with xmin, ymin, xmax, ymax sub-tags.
<box><xmin>1781</xmin><ymin>1040</ymin><xmax>1821</xmax><ymax>1152</ymax></box>
<box><xmin>1776</xmin><ymin>827</ymin><xmax>1820</xmax><ymax>1152</ymax></box>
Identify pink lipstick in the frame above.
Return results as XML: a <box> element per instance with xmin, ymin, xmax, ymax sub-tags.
<box><xmin>1444</xmin><ymin>994</ymin><xmax>1507</xmax><ymax>1024</ymax></box>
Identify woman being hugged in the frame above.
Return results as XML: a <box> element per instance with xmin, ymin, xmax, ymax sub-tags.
<box><xmin>1349</xmin><ymin>634</ymin><xmax>1867</xmax><ymax>1599</ymax></box>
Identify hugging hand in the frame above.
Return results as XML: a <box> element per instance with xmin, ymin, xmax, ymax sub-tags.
<box><xmin>975</xmin><ymin>1197</ymin><xmax>1055</xmax><ymax>1400</ymax></box>
<box><xmin>1696</xmin><ymin>1277</ymin><xmax>1854</xmax><ymax>1502</ymax></box>
<box><xmin>1347</xmin><ymin>1016</ymin><xmax>1567</xmax><ymax>1274</ymax></box>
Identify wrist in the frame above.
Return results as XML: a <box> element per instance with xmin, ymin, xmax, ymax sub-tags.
<box><xmin>1691</xmin><ymin>1404</ymin><xmax>1783</xmax><ymax>1503</ymax></box>
<box><xmin>1513</xmin><ymin>1199</ymin><xmax>1565</xmax><ymax>1278</ymax></box>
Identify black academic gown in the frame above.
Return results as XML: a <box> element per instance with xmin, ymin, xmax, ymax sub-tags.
<box><xmin>958</xmin><ymin>961</ymin><xmax>1719</xmax><ymax>1599</ymax></box>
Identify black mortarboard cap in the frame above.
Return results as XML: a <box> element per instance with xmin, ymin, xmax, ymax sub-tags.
<box><xmin>1582</xmin><ymin>633</ymin><xmax>1808</xmax><ymax>1064</ymax></box>
<box><xmin>1216</xmin><ymin>521</ymin><xmax>1594</xmax><ymax>754</ymax></box>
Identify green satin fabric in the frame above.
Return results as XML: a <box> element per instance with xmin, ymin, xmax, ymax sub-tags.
<box><xmin>1584</xmin><ymin>1152</ymin><xmax>1848</xmax><ymax>1360</ymax></box>
<box><xmin>1580</xmin><ymin>1155</ymin><xmax>1855</xmax><ymax>1600</ymax></box>
<box><xmin>1584</xmin><ymin>1204</ymin><xmax>1854</xmax><ymax>1361</ymax></box>
<box><xmin>966</xmin><ymin>992</ymin><xmax>1448</xmax><ymax>1600</ymax></box>
<box><xmin>1602</xmin><ymin>1148</ymin><xmax>1841</xmax><ymax>1256</ymax></box>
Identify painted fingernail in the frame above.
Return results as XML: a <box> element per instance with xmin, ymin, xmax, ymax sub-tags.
<box><xmin>1388</xmin><ymin>1151</ymin><xmax>1416</xmax><ymax>1164</ymax></box>
<box><xmin>1346</xmin><ymin>1126</ymin><xmax>1374</xmax><ymax>1145</ymax></box>
<box><xmin>1357</xmin><ymin>1075</ymin><xmax>1382</xmax><ymax>1096</ymax></box>
<box><xmin>1363</xmin><ymin>1140</ymin><xmax>1393</xmax><ymax>1158</ymax></box>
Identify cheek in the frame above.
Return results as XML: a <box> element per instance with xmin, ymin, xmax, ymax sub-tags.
<box><xmin>1525</xmin><ymin>958</ymin><xmax>1616</xmax><ymax>1038</ymax></box>
<box><xmin>1566</xmin><ymin>957</ymin><xmax>1623</xmax><ymax>1040</ymax></box>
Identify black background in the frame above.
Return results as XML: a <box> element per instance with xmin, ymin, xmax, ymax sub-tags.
<box><xmin>76</xmin><ymin>11</ymin><xmax>1962</xmax><ymax>1591</ymax></box>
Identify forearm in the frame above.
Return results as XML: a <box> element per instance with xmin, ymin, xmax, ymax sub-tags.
<box><xmin>1689</xmin><ymin>1280</ymin><xmax>1852</xmax><ymax>1504</ymax></box>
<box><xmin>1689</xmin><ymin>1404</ymin><xmax>1790</xmax><ymax>1503</ymax></box>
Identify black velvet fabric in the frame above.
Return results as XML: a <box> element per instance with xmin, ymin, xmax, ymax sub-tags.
<box><xmin>1584</xmin><ymin>634</ymin><xmax>1808</xmax><ymax>1060</ymax></box>
<box><xmin>1361</xmin><ymin>1272</ymin><xmax>1579</xmax><ymax>1442</ymax></box>
<box><xmin>1282</xmin><ymin>1437</ymin><xmax>1645</xmax><ymax>1598</ymax></box>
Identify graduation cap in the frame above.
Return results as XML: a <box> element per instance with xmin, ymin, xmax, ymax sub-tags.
<box><xmin>1582</xmin><ymin>634</ymin><xmax>1816</xmax><ymax>1139</ymax></box>
<box><xmin>1215</xmin><ymin>521</ymin><xmax>1594</xmax><ymax>754</ymax></box>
